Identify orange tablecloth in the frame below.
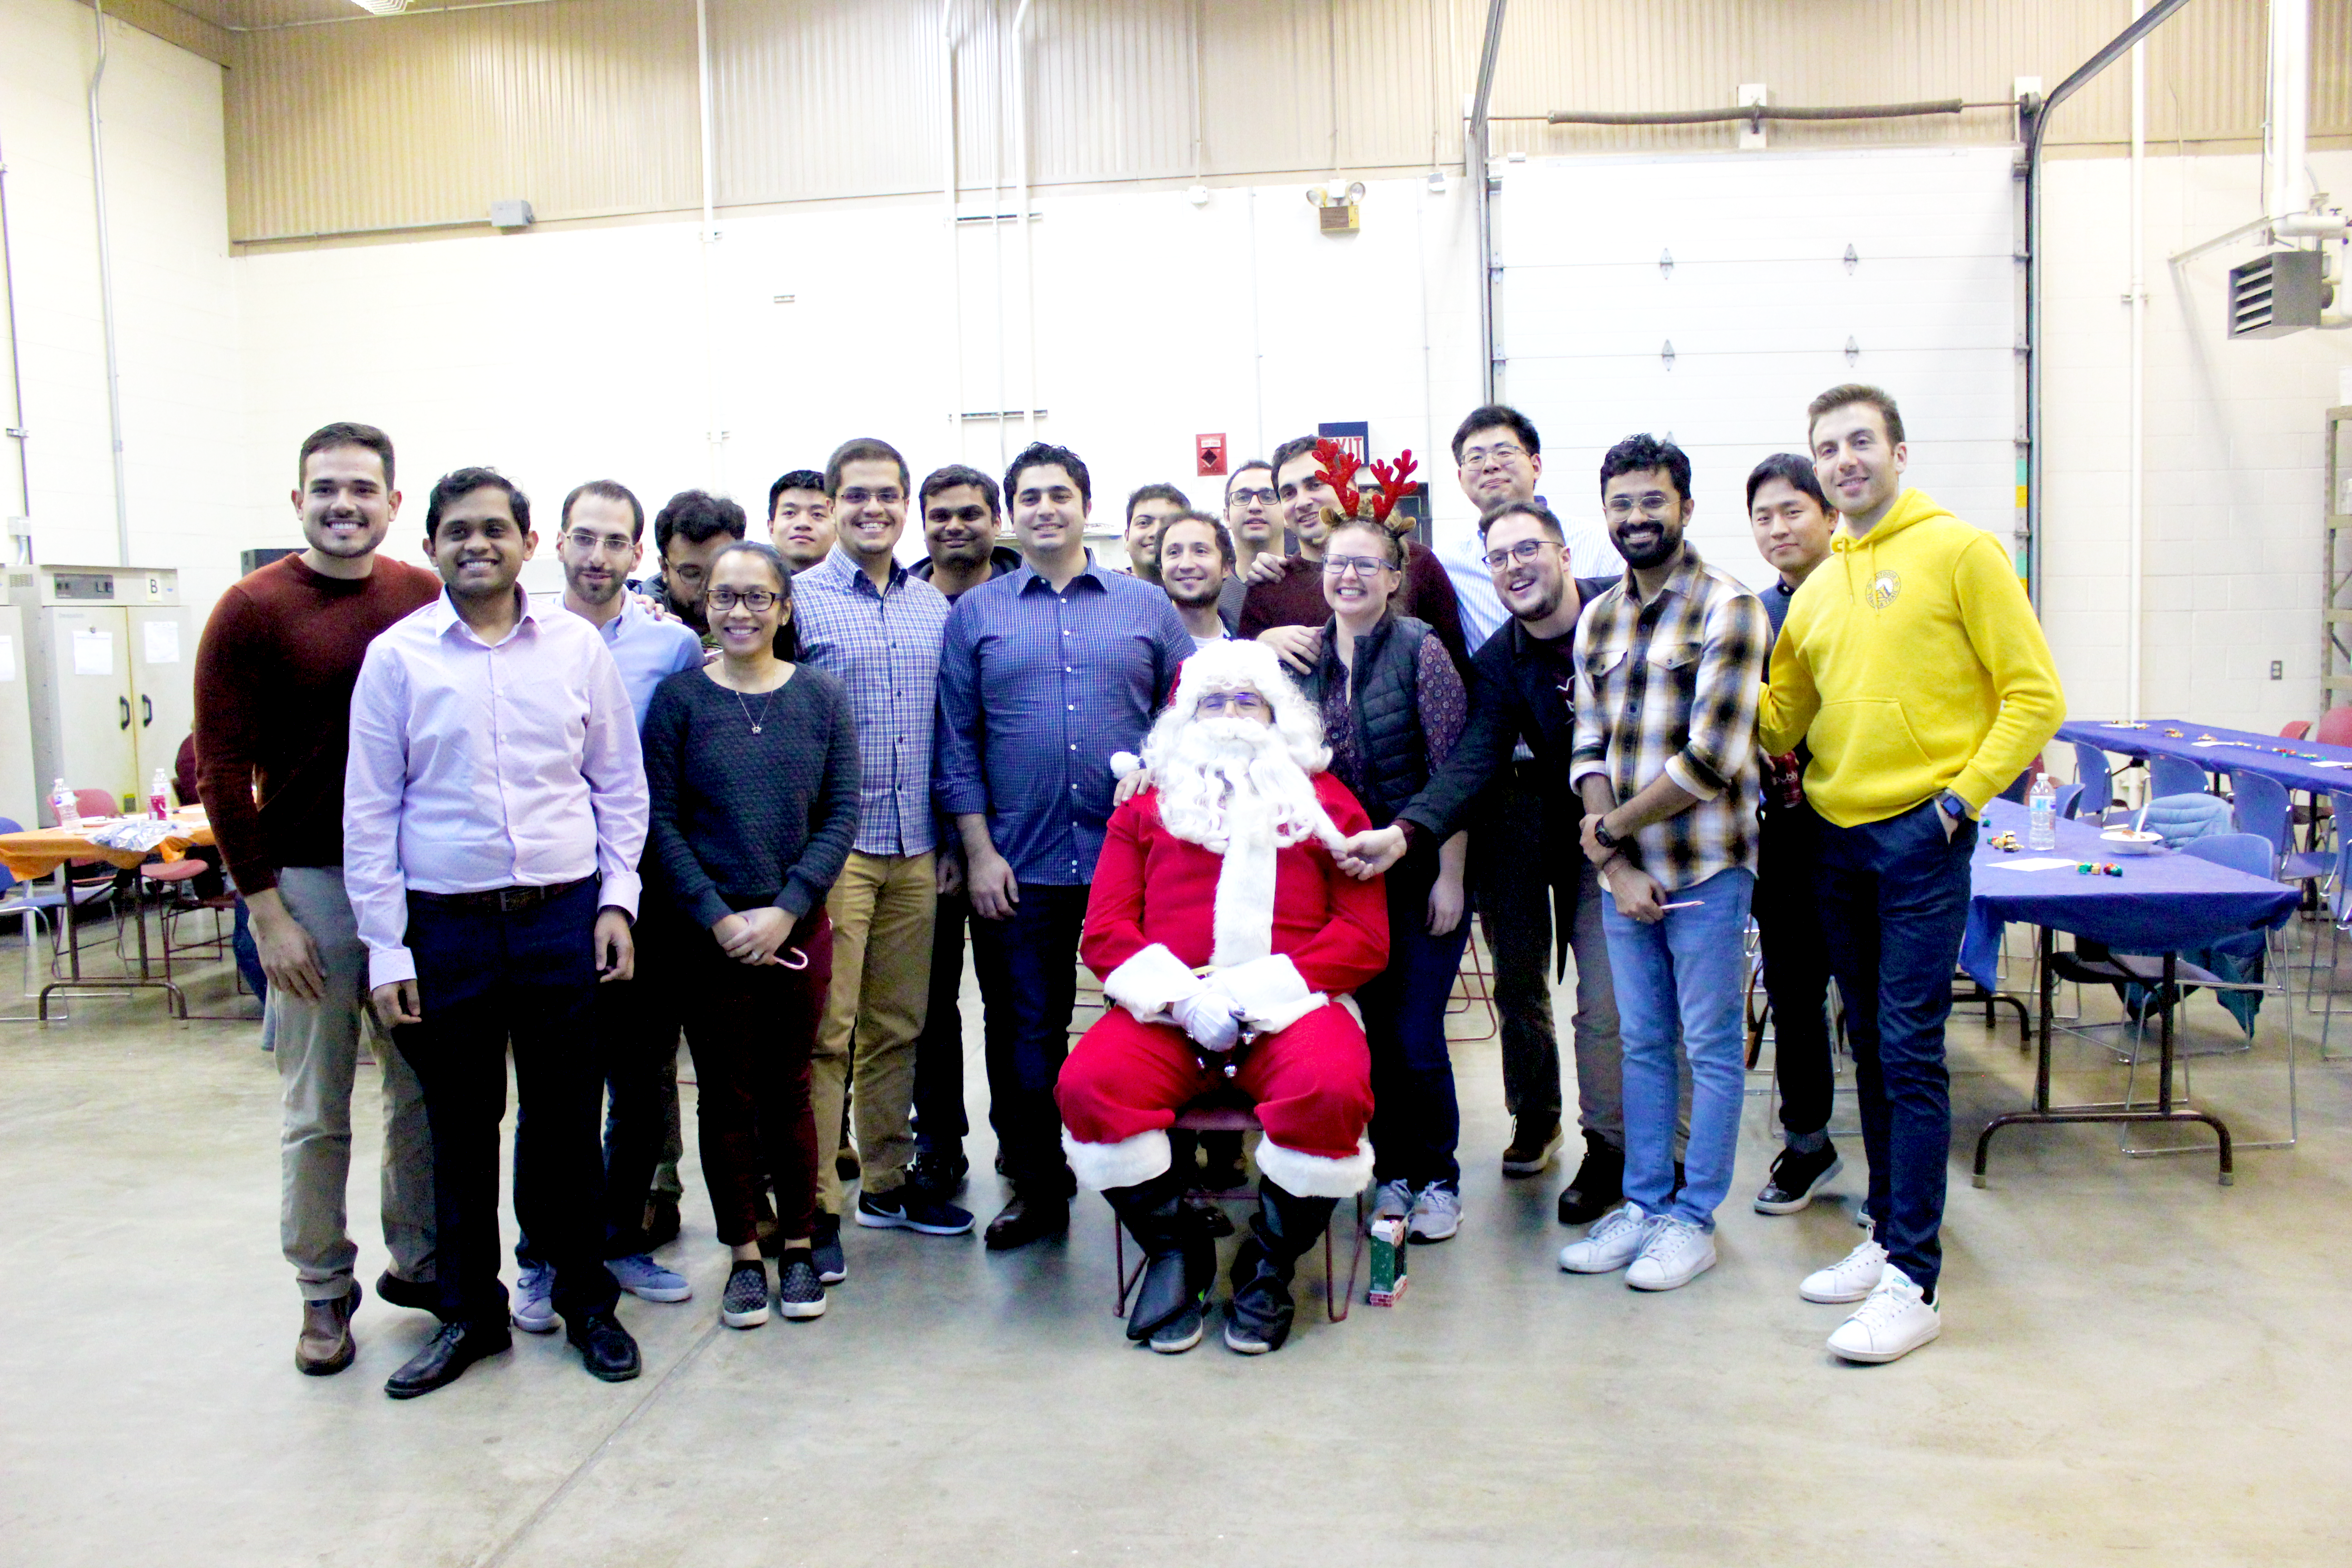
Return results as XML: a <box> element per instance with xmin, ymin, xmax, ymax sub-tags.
<box><xmin>0</xmin><ymin>814</ymin><xmax>215</xmax><ymax>881</ymax></box>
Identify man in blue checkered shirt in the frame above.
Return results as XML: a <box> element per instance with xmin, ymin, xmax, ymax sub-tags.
<box><xmin>935</xmin><ymin>441</ymin><xmax>1194</xmax><ymax>1250</ymax></box>
<box><xmin>1560</xmin><ymin>434</ymin><xmax>1768</xmax><ymax>1297</ymax></box>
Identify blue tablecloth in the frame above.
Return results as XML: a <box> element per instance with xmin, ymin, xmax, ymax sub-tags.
<box><xmin>2057</xmin><ymin>717</ymin><xmax>2352</xmax><ymax>798</ymax></box>
<box><xmin>1960</xmin><ymin>800</ymin><xmax>2298</xmax><ymax>990</ymax></box>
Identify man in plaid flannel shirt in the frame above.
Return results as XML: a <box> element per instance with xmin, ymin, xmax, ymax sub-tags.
<box><xmin>1558</xmin><ymin>434</ymin><xmax>1768</xmax><ymax>1295</ymax></box>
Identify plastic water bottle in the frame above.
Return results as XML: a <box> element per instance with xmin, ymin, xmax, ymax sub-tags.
<box><xmin>2027</xmin><ymin>773</ymin><xmax>2057</xmax><ymax>851</ymax></box>
<box><xmin>50</xmin><ymin>778</ymin><xmax>81</xmax><ymax>831</ymax></box>
<box><xmin>149</xmin><ymin>768</ymin><xmax>172</xmax><ymax>821</ymax></box>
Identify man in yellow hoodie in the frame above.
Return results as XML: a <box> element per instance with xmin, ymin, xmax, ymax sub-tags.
<box><xmin>1757</xmin><ymin>384</ymin><xmax>2063</xmax><ymax>1365</ymax></box>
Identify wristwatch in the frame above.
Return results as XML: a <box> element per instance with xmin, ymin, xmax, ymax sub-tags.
<box><xmin>1591</xmin><ymin>816</ymin><xmax>1623</xmax><ymax>852</ymax></box>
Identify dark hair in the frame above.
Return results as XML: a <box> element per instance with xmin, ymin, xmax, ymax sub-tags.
<box><xmin>1744</xmin><ymin>452</ymin><xmax>1832</xmax><ymax>515</ymax></box>
<box><xmin>653</xmin><ymin>489</ymin><xmax>749</xmax><ymax>560</ymax></box>
<box><xmin>1597</xmin><ymin>433</ymin><xmax>1693</xmax><ymax>505</ymax></box>
<box><xmin>1004</xmin><ymin>441</ymin><xmax>1093</xmax><ymax>509</ymax></box>
<box><xmin>299</xmin><ymin>421</ymin><xmax>395</xmax><ymax>489</ymax></box>
<box><xmin>706</xmin><ymin>539</ymin><xmax>800</xmax><ymax>661</ymax></box>
<box><xmin>1156</xmin><ymin>509</ymin><xmax>1235</xmax><ymax>569</ymax></box>
<box><xmin>1125</xmin><ymin>482</ymin><xmax>1189</xmax><ymax>524</ymax></box>
<box><xmin>1450</xmin><ymin>404</ymin><xmax>1541</xmax><ymax>464</ymax></box>
<box><xmin>1270</xmin><ymin>435</ymin><xmax>1322</xmax><ymax>486</ymax></box>
<box><xmin>1223</xmin><ymin>461</ymin><xmax>1273</xmax><ymax>501</ymax></box>
<box><xmin>767</xmin><ymin>469</ymin><xmax>826</xmax><ymax>516</ymax></box>
<box><xmin>1806</xmin><ymin>383</ymin><xmax>1906</xmax><ymax>449</ymax></box>
<box><xmin>425</xmin><ymin>467</ymin><xmax>529</xmax><ymax>536</ymax></box>
<box><xmin>824</xmin><ymin>438</ymin><xmax>910</xmax><ymax>499</ymax></box>
<box><xmin>560</xmin><ymin>479</ymin><xmax>644</xmax><ymax>541</ymax></box>
<box><xmin>918</xmin><ymin>464</ymin><xmax>1001</xmax><ymax>517</ymax></box>
<box><xmin>1477</xmin><ymin>497</ymin><xmax>1566</xmax><ymax>543</ymax></box>
<box><xmin>1327</xmin><ymin>515</ymin><xmax>1402</xmax><ymax>568</ymax></box>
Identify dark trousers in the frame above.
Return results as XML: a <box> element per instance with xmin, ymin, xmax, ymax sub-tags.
<box><xmin>393</xmin><ymin>881</ymin><xmax>619</xmax><ymax>1330</ymax></box>
<box><xmin>515</xmin><ymin>919</ymin><xmax>680</xmax><ymax>1267</ymax></box>
<box><xmin>913</xmin><ymin>887</ymin><xmax>972</xmax><ymax>1154</ymax></box>
<box><xmin>969</xmin><ymin>882</ymin><xmax>1087</xmax><ymax>1198</ymax></box>
<box><xmin>1813</xmin><ymin>801</ymin><xmax>1975</xmax><ymax>1295</ymax></box>
<box><xmin>1472</xmin><ymin>770</ymin><xmax>1561</xmax><ymax>1129</ymax></box>
<box><xmin>1756</xmin><ymin>801</ymin><xmax>1838</xmax><ymax>1140</ymax></box>
<box><xmin>1364</xmin><ymin>864</ymin><xmax>1474</xmax><ymax>1191</ymax></box>
<box><xmin>679</xmin><ymin>911</ymin><xmax>832</xmax><ymax>1247</ymax></box>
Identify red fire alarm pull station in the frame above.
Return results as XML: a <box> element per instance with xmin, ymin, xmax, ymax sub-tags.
<box><xmin>1196</xmin><ymin>433</ymin><xmax>1226</xmax><ymax>477</ymax></box>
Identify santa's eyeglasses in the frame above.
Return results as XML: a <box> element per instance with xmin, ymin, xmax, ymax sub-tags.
<box><xmin>1196</xmin><ymin>691</ymin><xmax>1268</xmax><ymax>716</ymax></box>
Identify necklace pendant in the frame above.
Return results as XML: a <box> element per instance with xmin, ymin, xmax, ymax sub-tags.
<box><xmin>750</xmin><ymin>723</ymin><xmax>763</xmax><ymax>734</ymax></box>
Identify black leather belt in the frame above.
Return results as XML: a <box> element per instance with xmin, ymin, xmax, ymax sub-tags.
<box><xmin>410</xmin><ymin>874</ymin><xmax>594</xmax><ymax>914</ymax></box>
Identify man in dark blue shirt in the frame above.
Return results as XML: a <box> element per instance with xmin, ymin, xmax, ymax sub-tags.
<box><xmin>935</xmin><ymin>441</ymin><xmax>1194</xmax><ymax>1249</ymax></box>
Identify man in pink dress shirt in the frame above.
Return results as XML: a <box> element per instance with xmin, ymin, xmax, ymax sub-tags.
<box><xmin>344</xmin><ymin>466</ymin><xmax>651</xmax><ymax>1399</ymax></box>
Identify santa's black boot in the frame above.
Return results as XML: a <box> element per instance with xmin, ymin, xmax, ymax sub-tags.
<box><xmin>1106</xmin><ymin>1170</ymin><xmax>1212</xmax><ymax>1354</ymax></box>
<box><xmin>1223</xmin><ymin>1178</ymin><xmax>1338</xmax><ymax>1356</ymax></box>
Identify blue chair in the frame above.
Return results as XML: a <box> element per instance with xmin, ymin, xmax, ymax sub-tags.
<box><xmin>2148</xmin><ymin>754</ymin><xmax>2208</xmax><ymax>801</ymax></box>
<box><xmin>2227</xmin><ymin>772</ymin><xmax>2328</xmax><ymax>886</ymax></box>
<box><xmin>2070</xmin><ymin>741</ymin><xmax>2119</xmax><ymax>824</ymax></box>
<box><xmin>0</xmin><ymin>817</ymin><xmax>68</xmax><ymax>1005</ymax></box>
<box><xmin>2141</xmin><ymin>793</ymin><xmax>2234</xmax><ymax>848</ymax></box>
<box><xmin>2053</xmin><ymin>781</ymin><xmax>2084</xmax><ymax>822</ymax></box>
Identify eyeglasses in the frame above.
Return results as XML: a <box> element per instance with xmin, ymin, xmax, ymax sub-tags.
<box><xmin>1197</xmin><ymin>691</ymin><xmax>1268</xmax><ymax>715</ymax></box>
<box><xmin>1322</xmin><ymin>555</ymin><xmax>1394</xmax><ymax>578</ymax></box>
<box><xmin>706</xmin><ymin>587</ymin><xmax>780</xmax><ymax>612</ymax></box>
<box><xmin>1227</xmin><ymin>487</ymin><xmax>1277</xmax><ymax>507</ymax></box>
<box><xmin>1460</xmin><ymin>442</ymin><xmax>1528</xmax><ymax>471</ymax></box>
<box><xmin>1604</xmin><ymin>494</ymin><xmax>1678</xmax><ymax>520</ymax></box>
<box><xmin>1481</xmin><ymin>538</ymin><xmax>1559</xmax><ymax>571</ymax></box>
<box><xmin>837</xmin><ymin>488</ymin><xmax>903</xmax><ymax>507</ymax></box>
<box><xmin>564</xmin><ymin>530</ymin><xmax>635</xmax><ymax>555</ymax></box>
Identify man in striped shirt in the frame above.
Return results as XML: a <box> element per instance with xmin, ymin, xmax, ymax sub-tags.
<box><xmin>1559</xmin><ymin>434</ymin><xmax>1768</xmax><ymax>1296</ymax></box>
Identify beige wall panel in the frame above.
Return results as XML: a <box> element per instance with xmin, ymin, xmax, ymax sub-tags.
<box><xmin>227</xmin><ymin>0</ymin><xmax>698</xmax><ymax>241</ymax></box>
<box><xmin>713</xmin><ymin>0</ymin><xmax>942</xmax><ymax>206</ymax></box>
<box><xmin>1197</xmin><ymin>0</ymin><xmax>1333</xmax><ymax>177</ymax></box>
<box><xmin>1027</xmin><ymin>0</ymin><xmax>1195</xmax><ymax>185</ymax></box>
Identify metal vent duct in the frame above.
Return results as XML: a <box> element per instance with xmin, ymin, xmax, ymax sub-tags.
<box><xmin>2228</xmin><ymin>250</ymin><xmax>2326</xmax><ymax>338</ymax></box>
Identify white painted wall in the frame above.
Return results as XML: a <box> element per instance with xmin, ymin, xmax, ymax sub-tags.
<box><xmin>1</xmin><ymin>0</ymin><xmax>242</xmax><ymax>612</ymax></box>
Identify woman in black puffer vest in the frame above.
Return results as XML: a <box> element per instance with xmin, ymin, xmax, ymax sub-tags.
<box><xmin>1294</xmin><ymin>517</ymin><xmax>1473</xmax><ymax>1245</ymax></box>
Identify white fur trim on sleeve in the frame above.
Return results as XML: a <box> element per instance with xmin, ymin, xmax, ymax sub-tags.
<box><xmin>1101</xmin><ymin>943</ymin><xmax>1204</xmax><ymax>1023</ymax></box>
<box><xmin>1254</xmin><ymin>1135</ymin><xmax>1375</xmax><ymax>1200</ymax></box>
<box><xmin>1062</xmin><ymin>1127</ymin><xmax>1173</xmax><ymax>1191</ymax></box>
<box><xmin>1215</xmin><ymin>954</ymin><xmax>1325</xmax><ymax>1036</ymax></box>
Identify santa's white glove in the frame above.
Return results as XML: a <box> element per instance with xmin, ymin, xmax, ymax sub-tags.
<box><xmin>1171</xmin><ymin>990</ymin><xmax>1243</xmax><ymax>1053</ymax></box>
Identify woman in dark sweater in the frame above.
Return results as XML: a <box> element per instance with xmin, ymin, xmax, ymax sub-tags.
<box><xmin>642</xmin><ymin>540</ymin><xmax>860</xmax><ymax>1329</ymax></box>
<box><xmin>1295</xmin><ymin>517</ymin><xmax>1471</xmax><ymax>1246</ymax></box>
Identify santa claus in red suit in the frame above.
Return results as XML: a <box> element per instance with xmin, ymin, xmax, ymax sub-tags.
<box><xmin>1057</xmin><ymin>638</ymin><xmax>1387</xmax><ymax>1356</ymax></box>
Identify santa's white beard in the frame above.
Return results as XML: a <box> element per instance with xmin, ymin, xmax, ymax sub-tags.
<box><xmin>1154</xmin><ymin>717</ymin><xmax>1340</xmax><ymax>856</ymax></box>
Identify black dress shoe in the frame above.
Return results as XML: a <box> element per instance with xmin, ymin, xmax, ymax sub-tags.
<box><xmin>567</xmin><ymin>1311</ymin><xmax>642</xmax><ymax>1383</ymax></box>
<box><xmin>384</xmin><ymin>1320</ymin><xmax>511</xmax><ymax>1400</ymax></box>
<box><xmin>374</xmin><ymin>1270</ymin><xmax>439</xmax><ymax>1313</ymax></box>
<box><xmin>983</xmin><ymin>1195</ymin><xmax>1068</xmax><ymax>1251</ymax></box>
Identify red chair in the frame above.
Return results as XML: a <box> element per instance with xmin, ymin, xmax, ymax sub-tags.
<box><xmin>2283</xmin><ymin>720</ymin><xmax>2313</xmax><ymax>741</ymax></box>
<box><xmin>2315</xmin><ymin>710</ymin><xmax>2352</xmax><ymax>748</ymax></box>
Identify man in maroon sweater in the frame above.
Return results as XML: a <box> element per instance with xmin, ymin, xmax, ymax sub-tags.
<box><xmin>1236</xmin><ymin>434</ymin><xmax>1467</xmax><ymax>673</ymax></box>
<box><xmin>195</xmin><ymin>421</ymin><xmax>444</xmax><ymax>1377</ymax></box>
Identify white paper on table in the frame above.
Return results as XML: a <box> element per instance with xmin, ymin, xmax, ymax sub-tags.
<box><xmin>71</xmin><ymin>626</ymin><xmax>113</xmax><ymax>676</ymax></box>
<box><xmin>1984</xmin><ymin>858</ymin><xmax>2081</xmax><ymax>872</ymax></box>
<box><xmin>0</xmin><ymin>632</ymin><xmax>14</xmax><ymax>681</ymax></box>
<box><xmin>142</xmin><ymin>619</ymin><xmax>181</xmax><ymax>665</ymax></box>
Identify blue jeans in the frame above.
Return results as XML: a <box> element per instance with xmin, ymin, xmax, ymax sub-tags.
<box><xmin>1812</xmin><ymin>801</ymin><xmax>1974</xmax><ymax>1295</ymax></box>
<box><xmin>1600</xmin><ymin>866</ymin><xmax>1754</xmax><ymax>1230</ymax></box>
<box><xmin>1364</xmin><ymin>866</ymin><xmax>1475</xmax><ymax>1191</ymax></box>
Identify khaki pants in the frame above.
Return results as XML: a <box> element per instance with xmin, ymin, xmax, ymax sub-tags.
<box><xmin>810</xmin><ymin>851</ymin><xmax>936</xmax><ymax>1210</ymax></box>
<box><xmin>271</xmin><ymin>866</ymin><xmax>436</xmax><ymax>1301</ymax></box>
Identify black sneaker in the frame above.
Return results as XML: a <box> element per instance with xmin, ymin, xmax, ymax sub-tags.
<box><xmin>1754</xmin><ymin>1141</ymin><xmax>1843</xmax><ymax>1215</ymax></box>
<box><xmin>642</xmin><ymin>1194</ymin><xmax>681</xmax><ymax>1249</ymax></box>
<box><xmin>834</xmin><ymin>1145</ymin><xmax>861</xmax><ymax>1183</ymax></box>
<box><xmin>811</xmin><ymin>1211</ymin><xmax>847</xmax><ymax>1284</ymax></box>
<box><xmin>1501</xmin><ymin>1117</ymin><xmax>1564</xmax><ymax>1177</ymax></box>
<box><xmin>720</xmin><ymin>1260</ymin><xmax>769</xmax><ymax>1329</ymax></box>
<box><xmin>776</xmin><ymin>1250</ymin><xmax>827</xmax><ymax>1320</ymax></box>
<box><xmin>855</xmin><ymin>1187</ymin><xmax>975</xmax><ymax>1235</ymax></box>
<box><xmin>907</xmin><ymin>1147</ymin><xmax>969</xmax><ymax>1199</ymax></box>
<box><xmin>1556</xmin><ymin>1131</ymin><xmax>1625</xmax><ymax>1225</ymax></box>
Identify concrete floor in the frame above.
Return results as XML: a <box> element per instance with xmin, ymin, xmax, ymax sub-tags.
<box><xmin>3</xmin><ymin>923</ymin><xmax>2348</xmax><ymax>1568</ymax></box>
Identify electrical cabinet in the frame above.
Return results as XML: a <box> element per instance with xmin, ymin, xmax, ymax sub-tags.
<box><xmin>6</xmin><ymin>565</ymin><xmax>194</xmax><ymax>818</ymax></box>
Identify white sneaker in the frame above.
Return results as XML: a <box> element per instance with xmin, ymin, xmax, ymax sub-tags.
<box><xmin>1557</xmin><ymin>1201</ymin><xmax>1652</xmax><ymax>1274</ymax></box>
<box><xmin>1406</xmin><ymin>1185</ymin><xmax>1461</xmax><ymax>1243</ymax></box>
<box><xmin>1369</xmin><ymin>1179</ymin><xmax>1413</xmax><ymax>1228</ymax></box>
<box><xmin>1799</xmin><ymin>1232</ymin><xmax>1888</xmax><ymax>1304</ymax></box>
<box><xmin>1625</xmin><ymin>1216</ymin><xmax>1716</xmax><ymax>1291</ymax></box>
<box><xmin>1827</xmin><ymin>1265</ymin><xmax>1940</xmax><ymax>1363</ymax></box>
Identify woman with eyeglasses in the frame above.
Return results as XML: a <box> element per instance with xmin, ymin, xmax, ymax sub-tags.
<box><xmin>641</xmin><ymin>540</ymin><xmax>860</xmax><ymax>1329</ymax></box>
<box><xmin>1294</xmin><ymin>515</ymin><xmax>1473</xmax><ymax>1245</ymax></box>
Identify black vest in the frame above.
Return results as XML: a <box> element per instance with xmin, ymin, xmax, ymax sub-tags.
<box><xmin>1309</xmin><ymin>612</ymin><xmax>1434</xmax><ymax>828</ymax></box>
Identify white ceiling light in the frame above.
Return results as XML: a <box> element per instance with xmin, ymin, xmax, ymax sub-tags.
<box><xmin>348</xmin><ymin>0</ymin><xmax>410</xmax><ymax>14</ymax></box>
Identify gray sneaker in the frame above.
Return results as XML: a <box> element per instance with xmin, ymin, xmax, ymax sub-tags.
<box><xmin>1406</xmin><ymin>1184</ymin><xmax>1462</xmax><ymax>1243</ymax></box>
<box><xmin>608</xmin><ymin>1253</ymin><xmax>693</xmax><ymax>1303</ymax></box>
<box><xmin>775</xmin><ymin>1253</ymin><xmax>827</xmax><ymax>1321</ymax></box>
<box><xmin>511</xmin><ymin>1260</ymin><xmax>558</xmax><ymax>1333</ymax></box>
<box><xmin>1368</xmin><ymin>1179</ymin><xmax>1414</xmax><ymax>1228</ymax></box>
<box><xmin>720</xmin><ymin>1261</ymin><xmax>769</xmax><ymax>1329</ymax></box>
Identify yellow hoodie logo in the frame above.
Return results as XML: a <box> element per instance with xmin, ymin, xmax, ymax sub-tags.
<box><xmin>1869</xmin><ymin>569</ymin><xmax>1901</xmax><ymax>610</ymax></box>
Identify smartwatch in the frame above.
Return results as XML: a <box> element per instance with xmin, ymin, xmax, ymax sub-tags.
<box><xmin>1935</xmin><ymin>790</ymin><xmax>1974</xmax><ymax>826</ymax></box>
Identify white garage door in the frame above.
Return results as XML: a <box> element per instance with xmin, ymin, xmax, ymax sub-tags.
<box><xmin>1497</xmin><ymin>146</ymin><xmax>2020</xmax><ymax>590</ymax></box>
